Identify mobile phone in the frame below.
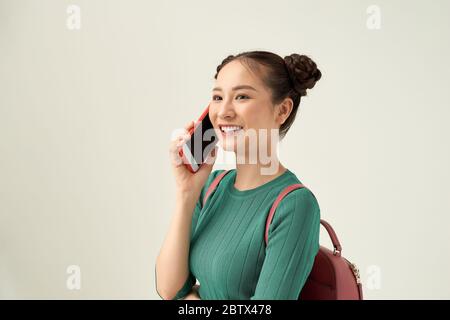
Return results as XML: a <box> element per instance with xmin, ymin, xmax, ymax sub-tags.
<box><xmin>178</xmin><ymin>104</ymin><xmax>219</xmax><ymax>173</ymax></box>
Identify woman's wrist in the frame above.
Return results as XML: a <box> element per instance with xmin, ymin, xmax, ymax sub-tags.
<box><xmin>176</xmin><ymin>189</ymin><xmax>201</xmax><ymax>204</ymax></box>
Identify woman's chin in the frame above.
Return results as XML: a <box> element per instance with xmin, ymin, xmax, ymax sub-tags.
<box><xmin>222</xmin><ymin>142</ymin><xmax>251</xmax><ymax>160</ymax></box>
<box><xmin>221</xmin><ymin>141</ymin><xmax>237</xmax><ymax>153</ymax></box>
<box><xmin>218</xmin><ymin>135</ymin><xmax>249</xmax><ymax>155</ymax></box>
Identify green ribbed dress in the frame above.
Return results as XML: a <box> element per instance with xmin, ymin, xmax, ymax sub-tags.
<box><xmin>173</xmin><ymin>168</ymin><xmax>320</xmax><ymax>300</ymax></box>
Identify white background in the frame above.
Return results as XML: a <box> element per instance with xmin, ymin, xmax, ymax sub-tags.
<box><xmin>1</xmin><ymin>0</ymin><xmax>449</xmax><ymax>299</ymax></box>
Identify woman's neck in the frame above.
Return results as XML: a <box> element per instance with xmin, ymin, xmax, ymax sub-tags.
<box><xmin>234</xmin><ymin>160</ymin><xmax>287</xmax><ymax>191</ymax></box>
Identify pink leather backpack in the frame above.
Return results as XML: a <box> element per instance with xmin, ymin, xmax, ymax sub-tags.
<box><xmin>203</xmin><ymin>170</ymin><xmax>363</xmax><ymax>300</ymax></box>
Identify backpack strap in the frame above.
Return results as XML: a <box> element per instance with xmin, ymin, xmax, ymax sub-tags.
<box><xmin>318</xmin><ymin>219</ymin><xmax>342</xmax><ymax>256</ymax></box>
<box><xmin>202</xmin><ymin>170</ymin><xmax>232</xmax><ymax>207</ymax></box>
<box><xmin>265</xmin><ymin>184</ymin><xmax>306</xmax><ymax>246</ymax></box>
<box><xmin>265</xmin><ymin>185</ymin><xmax>343</xmax><ymax>256</ymax></box>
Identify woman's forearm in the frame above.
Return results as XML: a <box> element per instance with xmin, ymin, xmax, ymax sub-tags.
<box><xmin>155</xmin><ymin>192</ymin><xmax>199</xmax><ymax>300</ymax></box>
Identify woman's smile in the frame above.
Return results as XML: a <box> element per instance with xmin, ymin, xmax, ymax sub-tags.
<box><xmin>220</xmin><ymin>125</ymin><xmax>244</xmax><ymax>138</ymax></box>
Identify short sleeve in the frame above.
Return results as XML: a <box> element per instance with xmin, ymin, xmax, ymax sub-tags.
<box><xmin>172</xmin><ymin>271</ymin><xmax>197</xmax><ymax>300</ymax></box>
<box><xmin>250</xmin><ymin>188</ymin><xmax>321</xmax><ymax>300</ymax></box>
<box><xmin>170</xmin><ymin>169</ymin><xmax>226</xmax><ymax>300</ymax></box>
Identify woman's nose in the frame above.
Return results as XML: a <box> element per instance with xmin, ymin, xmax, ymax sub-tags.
<box><xmin>217</xmin><ymin>100</ymin><xmax>236</xmax><ymax>119</ymax></box>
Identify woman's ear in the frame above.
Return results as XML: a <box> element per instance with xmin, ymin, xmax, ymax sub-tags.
<box><xmin>275</xmin><ymin>98</ymin><xmax>293</xmax><ymax>125</ymax></box>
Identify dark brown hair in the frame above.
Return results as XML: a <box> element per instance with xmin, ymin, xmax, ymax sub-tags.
<box><xmin>214</xmin><ymin>50</ymin><xmax>322</xmax><ymax>140</ymax></box>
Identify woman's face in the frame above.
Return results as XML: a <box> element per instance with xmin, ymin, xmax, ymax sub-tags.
<box><xmin>209</xmin><ymin>60</ymin><xmax>288</xmax><ymax>156</ymax></box>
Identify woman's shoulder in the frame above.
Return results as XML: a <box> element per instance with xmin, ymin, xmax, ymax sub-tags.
<box><xmin>282</xmin><ymin>170</ymin><xmax>318</xmax><ymax>203</ymax></box>
<box><xmin>198</xmin><ymin>169</ymin><xmax>231</xmax><ymax>206</ymax></box>
<box><xmin>210</xmin><ymin>169</ymin><xmax>228</xmax><ymax>178</ymax></box>
<box><xmin>274</xmin><ymin>182</ymin><xmax>320</xmax><ymax>221</ymax></box>
<box><xmin>265</xmin><ymin>188</ymin><xmax>320</xmax><ymax>245</ymax></box>
<box><xmin>205</xmin><ymin>169</ymin><xmax>229</xmax><ymax>186</ymax></box>
<box><xmin>285</xmin><ymin>186</ymin><xmax>318</xmax><ymax>205</ymax></box>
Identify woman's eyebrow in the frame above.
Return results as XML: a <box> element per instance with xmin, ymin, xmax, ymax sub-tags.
<box><xmin>212</xmin><ymin>85</ymin><xmax>257</xmax><ymax>92</ymax></box>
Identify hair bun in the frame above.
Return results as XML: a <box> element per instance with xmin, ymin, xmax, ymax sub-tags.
<box><xmin>284</xmin><ymin>54</ymin><xmax>322</xmax><ymax>96</ymax></box>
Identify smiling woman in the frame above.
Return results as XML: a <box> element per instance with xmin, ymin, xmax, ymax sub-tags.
<box><xmin>208</xmin><ymin>52</ymin><xmax>321</xmax><ymax>164</ymax></box>
<box><xmin>156</xmin><ymin>50</ymin><xmax>322</xmax><ymax>300</ymax></box>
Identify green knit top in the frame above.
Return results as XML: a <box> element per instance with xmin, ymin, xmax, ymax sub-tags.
<box><xmin>173</xmin><ymin>168</ymin><xmax>320</xmax><ymax>300</ymax></box>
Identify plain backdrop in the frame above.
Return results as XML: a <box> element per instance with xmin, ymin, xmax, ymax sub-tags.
<box><xmin>1</xmin><ymin>0</ymin><xmax>449</xmax><ymax>299</ymax></box>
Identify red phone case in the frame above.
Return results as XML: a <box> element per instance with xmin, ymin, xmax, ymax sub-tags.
<box><xmin>178</xmin><ymin>103</ymin><xmax>214</xmax><ymax>173</ymax></box>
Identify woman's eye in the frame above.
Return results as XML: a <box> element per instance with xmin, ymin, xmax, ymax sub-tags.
<box><xmin>212</xmin><ymin>95</ymin><xmax>249</xmax><ymax>101</ymax></box>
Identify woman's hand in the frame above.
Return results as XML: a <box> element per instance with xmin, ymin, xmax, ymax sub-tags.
<box><xmin>170</xmin><ymin>120</ymin><xmax>218</xmax><ymax>197</ymax></box>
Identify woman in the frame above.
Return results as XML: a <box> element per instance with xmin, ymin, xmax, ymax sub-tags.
<box><xmin>156</xmin><ymin>50</ymin><xmax>322</xmax><ymax>300</ymax></box>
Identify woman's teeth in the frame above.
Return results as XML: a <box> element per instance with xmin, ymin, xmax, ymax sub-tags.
<box><xmin>221</xmin><ymin>126</ymin><xmax>243</xmax><ymax>134</ymax></box>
